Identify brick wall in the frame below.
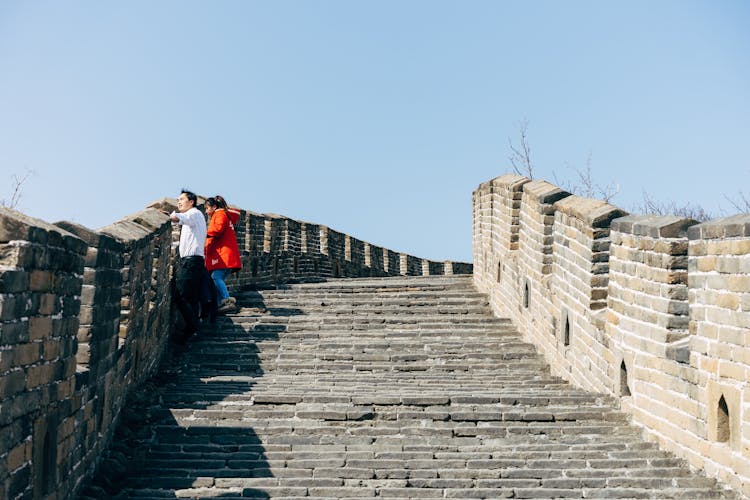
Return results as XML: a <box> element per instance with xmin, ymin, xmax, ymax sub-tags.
<box><xmin>687</xmin><ymin>216</ymin><xmax>750</xmax><ymax>489</ymax></box>
<box><xmin>0</xmin><ymin>206</ymin><xmax>176</xmax><ymax>500</ymax></box>
<box><xmin>0</xmin><ymin>207</ymin><xmax>86</xmax><ymax>500</ymax></box>
<box><xmin>472</xmin><ymin>173</ymin><xmax>750</xmax><ymax>496</ymax></box>
<box><xmin>54</xmin><ymin>221</ymin><xmax>125</xmax><ymax>495</ymax></box>
<box><xmin>516</xmin><ymin>180</ymin><xmax>572</xmax><ymax>379</ymax></box>
<box><xmin>473</xmin><ymin>174</ymin><xmax>529</xmax><ymax>319</ymax></box>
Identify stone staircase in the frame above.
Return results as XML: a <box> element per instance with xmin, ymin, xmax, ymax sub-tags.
<box><xmin>94</xmin><ymin>275</ymin><xmax>736</xmax><ymax>499</ymax></box>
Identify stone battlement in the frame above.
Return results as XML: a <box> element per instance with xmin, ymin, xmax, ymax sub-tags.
<box><xmin>0</xmin><ymin>201</ymin><xmax>469</xmax><ymax>500</ymax></box>
<box><xmin>473</xmin><ymin>173</ymin><xmax>750</xmax><ymax>497</ymax></box>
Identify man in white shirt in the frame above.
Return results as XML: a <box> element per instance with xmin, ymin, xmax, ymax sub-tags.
<box><xmin>169</xmin><ymin>189</ymin><xmax>208</xmax><ymax>343</ymax></box>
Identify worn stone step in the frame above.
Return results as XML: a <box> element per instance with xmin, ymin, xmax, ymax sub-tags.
<box><xmin>239</xmin><ymin>292</ymin><xmax>490</xmax><ymax>302</ymax></box>
<box><xmin>268</xmin><ymin>275</ymin><xmax>474</xmax><ymax>288</ymax></box>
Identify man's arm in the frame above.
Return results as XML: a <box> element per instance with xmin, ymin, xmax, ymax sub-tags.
<box><xmin>170</xmin><ymin>209</ymin><xmax>202</xmax><ymax>226</ymax></box>
<box><xmin>161</xmin><ymin>210</ymin><xmax>180</xmax><ymax>223</ymax></box>
<box><xmin>184</xmin><ymin>209</ymin><xmax>209</xmax><ymax>235</ymax></box>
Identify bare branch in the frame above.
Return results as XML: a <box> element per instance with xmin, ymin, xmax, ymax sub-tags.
<box><xmin>557</xmin><ymin>154</ymin><xmax>619</xmax><ymax>203</ymax></box>
<box><xmin>634</xmin><ymin>190</ymin><xmax>712</xmax><ymax>222</ymax></box>
<box><xmin>1</xmin><ymin>169</ymin><xmax>35</xmax><ymax>209</ymax></box>
<box><xmin>507</xmin><ymin>118</ymin><xmax>533</xmax><ymax>179</ymax></box>
<box><xmin>552</xmin><ymin>170</ymin><xmax>572</xmax><ymax>193</ymax></box>
<box><xmin>571</xmin><ymin>156</ymin><xmax>596</xmax><ymax>198</ymax></box>
<box><xmin>724</xmin><ymin>191</ymin><xmax>750</xmax><ymax>214</ymax></box>
<box><xmin>720</xmin><ymin>167</ymin><xmax>750</xmax><ymax>214</ymax></box>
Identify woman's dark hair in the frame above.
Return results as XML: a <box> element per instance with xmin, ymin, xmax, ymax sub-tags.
<box><xmin>215</xmin><ymin>195</ymin><xmax>229</xmax><ymax>209</ymax></box>
<box><xmin>206</xmin><ymin>195</ymin><xmax>229</xmax><ymax>210</ymax></box>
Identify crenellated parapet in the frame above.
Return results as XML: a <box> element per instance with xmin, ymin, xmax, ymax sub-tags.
<box><xmin>0</xmin><ymin>197</ymin><xmax>469</xmax><ymax>500</ymax></box>
<box><xmin>187</xmin><ymin>203</ymin><xmax>472</xmax><ymax>290</ymax></box>
<box><xmin>473</xmin><ymin>173</ymin><xmax>750</xmax><ymax>497</ymax></box>
<box><xmin>97</xmin><ymin>209</ymin><xmax>174</xmax><ymax>384</ymax></box>
<box><xmin>54</xmin><ymin>221</ymin><xmax>125</xmax><ymax>443</ymax></box>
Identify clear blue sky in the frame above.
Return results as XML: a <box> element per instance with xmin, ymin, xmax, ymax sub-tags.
<box><xmin>1</xmin><ymin>1</ymin><xmax>748</xmax><ymax>262</ymax></box>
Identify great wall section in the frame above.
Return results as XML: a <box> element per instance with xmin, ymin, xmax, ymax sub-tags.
<box><xmin>0</xmin><ymin>175</ymin><xmax>748</xmax><ymax>499</ymax></box>
<box><xmin>473</xmin><ymin>174</ymin><xmax>750</xmax><ymax>498</ymax></box>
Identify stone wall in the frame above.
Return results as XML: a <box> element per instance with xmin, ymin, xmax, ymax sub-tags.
<box><xmin>0</xmin><ymin>208</ymin><xmax>86</xmax><ymax>500</ymax></box>
<box><xmin>473</xmin><ymin>173</ymin><xmax>750</xmax><ymax>496</ymax></box>
<box><xmin>0</xmin><ymin>206</ymin><xmax>176</xmax><ymax>500</ymax></box>
<box><xmin>1</xmin><ymin>197</ymin><xmax>470</xmax><ymax>500</ymax></box>
<box><xmin>172</xmin><ymin>205</ymin><xmax>473</xmax><ymax>292</ymax></box>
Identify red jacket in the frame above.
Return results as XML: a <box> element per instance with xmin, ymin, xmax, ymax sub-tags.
<box><xmin>205</xmin><ymin>209</ymin><xmax>242</xmax><ymax>271</ymax></box>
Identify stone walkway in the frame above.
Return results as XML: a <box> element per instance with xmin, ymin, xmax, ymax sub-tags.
<box><xmin>85</xmin><ymin>275</ymin><xmax>737</xmax><ymax>499</ymax></box>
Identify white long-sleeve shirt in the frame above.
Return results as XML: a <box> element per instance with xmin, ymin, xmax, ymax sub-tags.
<box><xmin>171</xmin><ymin>207</ymin><xmax>207</xmax><ymax>258</ymax></box>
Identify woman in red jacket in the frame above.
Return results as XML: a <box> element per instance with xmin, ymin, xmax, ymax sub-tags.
<box><xmin>204</xmin><ymin>195</ymin><xmax>242</xmax><ymax>313</ymax></box>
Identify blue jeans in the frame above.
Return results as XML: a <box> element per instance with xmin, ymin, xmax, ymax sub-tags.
<box><xmin>211</xmin><ymin>269</ymin><xmax>232</xmax><ymax>301</ymax></box>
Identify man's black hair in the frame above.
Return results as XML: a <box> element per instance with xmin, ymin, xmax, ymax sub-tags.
<box><xmin>181</xmin><ymin>189</ymin><xmax>198</xmax><ymax>207</ymax></box>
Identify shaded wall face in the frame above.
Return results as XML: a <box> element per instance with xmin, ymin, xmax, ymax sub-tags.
<box><xmin>56</xmin><ymin>221</ymin><xmax>126</xmax><ymax>459</ymax></box>
<box><xmin>472</xmin><ymin>174</ymin><xmax>750</xmax><ymax>497</ymax></box>
<box><xmin>0</xmin><ymin>208</ymin><xmax>86</xmax><ymax>500</ymax></box>
<box><xmin>0</xmin><ymin>207</ymin><xmax>177</xmax><ymax>500</ymax></box>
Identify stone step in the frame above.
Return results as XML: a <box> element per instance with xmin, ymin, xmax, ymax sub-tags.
<box><xmin>243</xmin><ymin>287</ymin><xmax>480</xmax><ymax>299</ymax></box>
<box><xmin>242</xmin><ymin>294</ymin><xmax>490</xmax><ymax>303</ymax></box>
<box><xmin>141</xmin><ymin>446</ymin><xmax>680</xmax><ymax>461</ymax></box>
<box><xmin>117</xmin><ymin>478</ymin><xmax>736</xmax><ymax>499</ymax></box>
<box><xmin>259</xmin><ymin>291</ymin><xmax>489</xmax><ymax>301</ymax></box>
<box><xmin>236</xmin><ymin>292</ymin><xmax>486</xmax><ymax>303</ymax></box>
<box><xmin>231</xmin><ymin>307</ymin><xmax>497</xmax><ymax>318</ymax></box>
<box><xmin>218</xmin><ymin>315</ymin><xmax>512</xmax><ymax>326</ymax></box>
<box><xmin>240</xmin><ymin>288</ymin><xmax>487</xmax><ymax>298</ymax></box>
<box><xmin>270</xmin><ymin>275</ymin><xmax>474</xmax><ymax>288</ymax></box>
<box><xmin>153</xmin><ymin>409</ymin><xmax>630</xmax><ymax>426</ymax></box>
<box><xmin>239</xmin><ymin>295</ymin><xmax>490</xmax><ymax>305</ymax></box>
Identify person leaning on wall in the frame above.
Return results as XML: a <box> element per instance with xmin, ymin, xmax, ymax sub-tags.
<box><xmin>166</xmin><ymin>189</ymin><xmax>207</xmax><ymax>343</ymax></box>
<box><xmin>204</xmin><ymin>195</ymin><xmax>242</xmax><ymax>314</ymax></box>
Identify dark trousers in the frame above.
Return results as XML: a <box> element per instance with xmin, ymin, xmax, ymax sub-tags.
<box><xmin>199</xmin><ymin>267</ymin><xmax>218</xmax><ymax>323</ymax></box>
<box><xmin>175</xmin><ymin>256</ymin><xmax>205</xmax><ymax>335</ymax></box>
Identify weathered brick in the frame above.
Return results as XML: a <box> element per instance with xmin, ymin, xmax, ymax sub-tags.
<box><xmin>0</xmin><ymin>271</ymin><xmax>29</xmax><ymax>294</ymax></box>
<box><xmin>29</xmin><ymin>271</ymin><xmax>53</xmax><ymax>292</ymax></box>
<box><xmin>0</xmin><ymin>370</ymin><xmax>26</xmax><ymax>398</ymax></box>
<box><xmin>0</xmin><ymin>321</ymin><xmax>29</xmax><ymax>345</ymax></box>
<box><xmin>12</xmin><ymin>343</ymin><xmax>41</xmax><ymax>366</ymax></box>
<box><xmin>0</xmin><ymin>295</ymin><xmax>30</xmax><ymax>321</ymax></box>
<box><xmin>6</xmin><ymin>441</ymin><xmax>30</xmax><ymax>472</ymax></box>
<box><xmin>38</xmin><ymin>293</ymin><xmax>56</xmax><ymax>315</ymax></box>
<box><xmin>25</xmin><ymin>363</ymin><xmax>54</xmax><ymax>390</ymax></box>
